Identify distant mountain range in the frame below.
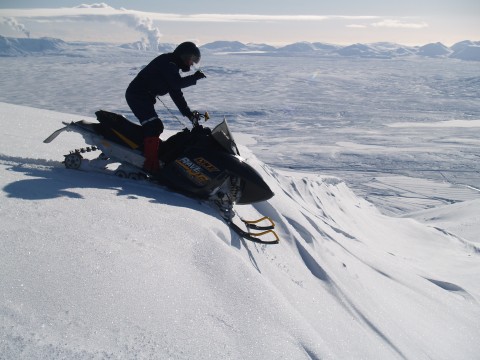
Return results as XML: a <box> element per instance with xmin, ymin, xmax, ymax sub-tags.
<box><xmin>1</xmin><ymin>36</ymin><xmax>479</xmax><ymax>61</ymax></box>
<box><xmin>198</xmin><ymin>40</ymin><xmax>480</xmax><ymax>61</ymax></box>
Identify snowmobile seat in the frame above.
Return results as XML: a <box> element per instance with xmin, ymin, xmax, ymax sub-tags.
<box><xmin>95</xmin><ymin>110</ymin><xmax>144</xmax><ymax>150</ymax></box>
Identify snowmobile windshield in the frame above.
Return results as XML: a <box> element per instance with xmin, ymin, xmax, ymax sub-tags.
<box><xmin>211</xmin><ymin>119</ymin><xmax>240</xmax><ymax>156</ymax></box>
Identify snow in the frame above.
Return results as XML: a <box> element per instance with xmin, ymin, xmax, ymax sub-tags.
<box><xmin>451</xmin><ymin>45</ymin><xmax>480</xmax><ymax>61</ymax></box>
<box><xmin>417</xmin><ymin>42</ymin><xmax>452</xmax><ymax>57</ymax></box>
<box><xmin>1</xmin><ymin>37</ymin><xmax>480</xmax><ymax>359</ymax></box>
<box><xmin>0</xmin><ymin>36</ymin><xmax>67</xmax><ymax>56</ymax></box>
<box><xmin>388</xmin><ymin>119</ymin><xmax>480</xmax><ymax>128</ymax></box>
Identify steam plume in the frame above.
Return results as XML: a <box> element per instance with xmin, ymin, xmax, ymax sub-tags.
<box><xmin>117</xmin><ymin>14</ymin><xmax>162</xmax><ymax>51</ymax></box>
<box><xmin>2</xmin><ymin>17</ymin><xmax>30</xmax><ymax>38</ymax></box>
<box><xmin>74</xmin><ymin>3</ymin><xmax>162</xmax><ymax>50</ymax></box>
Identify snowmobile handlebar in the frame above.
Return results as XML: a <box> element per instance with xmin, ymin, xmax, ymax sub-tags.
<box><xmin>190</xmin><ymin>111</ymin><xmax>210</xmax><ymax>127</ymax></box>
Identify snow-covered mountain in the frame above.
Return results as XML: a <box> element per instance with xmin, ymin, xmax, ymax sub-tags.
<box><xmin>0</xmin><ymin>35</ymin><xmax>67</xmax><ymax>56</ymax></box>
<box><xmin>120</xmin><ymin>41</ymin><xmax>176</xmax><ymax>53</ymax></box>
<box><xmin>275</xmin><ymin>41</ymin><xmax>318</xmax><ymax>53</ymax></box>
<box><xmin>197</xmin><ymin>41</ymin><xmax>274</xmax><ymax>54</ymax></box>
<box><xmin>200</xmin><ymin>40</ymin><xmax>252</xmax><ymax>52</ymax></box>
<box><xmin>337</xmin><ymin>42</ymin><xmax>416</xmax><ymax>58</ymax></box>
<box><xmin>2</xmin><ymin>36</ymin><xmax>479</xmax><ymax>60</ymax></box>
<box><xmin>417</xmin><ymin>42</ymin><xmax>452</xmax><ymax>57</ymax></box>
<box><xmin>1</xmin><ymin>102</ymin><xmax>479</xmax><ymax>359</ymax></box>
<box><xmin>449</xmin><ymin>40</ymin><xmax>480</xmax><ymax>61</ymax></box>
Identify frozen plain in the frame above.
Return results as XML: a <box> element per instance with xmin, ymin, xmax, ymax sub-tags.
<box><xmin>1</xmin><ymin>43</ymin><xmax>479</xmax><ymax>214</ymax></box>
<box><xmin>0</xmin><ymin>42</ymin><xmax>480</xmax><ymax>359</ymax></box>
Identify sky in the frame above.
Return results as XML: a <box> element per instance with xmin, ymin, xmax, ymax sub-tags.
<box><xmin>0</xmin><ymin>1</ymin><xmax>479</xmax><ymax>46</ymax></box>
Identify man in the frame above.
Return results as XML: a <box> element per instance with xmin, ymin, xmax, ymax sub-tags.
<box><xmin>125</xmin><ymin>41</ymin><xmax>206</xmax><ymax>174</ymax></box>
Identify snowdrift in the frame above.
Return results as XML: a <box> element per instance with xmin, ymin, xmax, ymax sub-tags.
<box><xmin>1</xmin><ymin>102</ymin><xmax>480</xmax><ymax>359</ymax></box>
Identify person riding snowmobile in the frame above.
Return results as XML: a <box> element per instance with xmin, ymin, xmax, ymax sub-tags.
<box><xmin>125</xmin><ymin>41</ymin><xmax>206</xmax><ymax>175</ymax></box>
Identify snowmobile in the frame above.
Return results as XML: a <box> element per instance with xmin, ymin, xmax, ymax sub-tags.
<box><xmin>44</xmin><ymin>110</ymin><xmax>279</xmax><ymax>244</ymax></box>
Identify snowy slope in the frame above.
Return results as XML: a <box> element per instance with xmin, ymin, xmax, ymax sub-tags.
<box><xmin>1</xmin><ymin>102</ymin><xmax>480</xmax><ymax>359</ymax></box>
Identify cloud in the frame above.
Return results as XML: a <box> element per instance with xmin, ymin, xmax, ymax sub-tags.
<box><xmin>0</xmin><ymin>3</ymin><xmax>430</xmax><ymax>46</ymax></box>
<box><xmin>0</xmin><ymin>4</ymin><xmax>378</xmax><ymax>47</ymax></box>
<box><xmin>74</xmin><ymin>3</ymin><xmax>112</xmax><ymax>9</ymax></box>
<box><xmin>0</xmin><ymin>5</ymin><xmax>379</xmax><ymax>23</ymax></box>
<box><xmin>2</xmin><ymin>17</ymin><xmax>30</xmax><ymax>37</ymax></box>
<box><xmin>346</xmin><ymin>24</ymin><xmax>367</xmax><ymax>29</ymax></box>
<box><xmin>145</xmin><ymin>14</ymin><xmax>380</xmax><ymax>23</ymax></box>
<box><xmin>371</xmin><ymin>19</ymin><xmax>428</xmax><ymax>29</ymax></box>
<box><xmin>2</xmin><ymin>3</ymin><xmax>162</xmax><ymax>50</ymax></box>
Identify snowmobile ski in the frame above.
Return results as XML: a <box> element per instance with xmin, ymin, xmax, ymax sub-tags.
<box><xmin>227</xmin><ymin>217</ymin><xmax>279</xmax><ymax>244</ymax></box>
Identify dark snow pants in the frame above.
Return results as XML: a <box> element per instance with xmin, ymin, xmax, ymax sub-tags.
<box><xmin>125</xmin><ymin>87</ymin><xmax>164</xmax><ymax>137</ymax></box>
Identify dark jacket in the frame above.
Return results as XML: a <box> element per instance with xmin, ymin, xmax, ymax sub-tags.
<box><xmin>127</xmin><ymin>53</ymin><xmax>198</xmax><ymax>117</ymax></box>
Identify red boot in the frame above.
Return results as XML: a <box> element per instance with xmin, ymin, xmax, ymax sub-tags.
<box><xmin>143</xmin><ymin>136</ymin><xmax>161</xmax><ymax>174</ymax></box>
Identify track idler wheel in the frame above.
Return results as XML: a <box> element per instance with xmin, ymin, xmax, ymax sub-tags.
<box><xmin>128</xmin><ymin>172</ymin><xmax>147</xmax><ymax>180</ymax></box>
<box><xmin>64</xmin><ymin>153</ymin><xmax>83</xmax><ymax>169</ymax></box>
<box><xmin>114</xmin><ymin>170</ymin><xmax>146</xmax><ymax>180</ymax></box>
<box><xmin>114</xmin><ymin>170</ymin><xmax>128</xmax><ymax>178</ymax></box>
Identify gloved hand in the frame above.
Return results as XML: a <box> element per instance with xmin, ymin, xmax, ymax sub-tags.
<box><xmin>193</xmin><ymin>70</ymin><xmax>206</xmax><ymax>80</ymax></box>
<box><xmin>188</xmin><ymin>110</ymin><xmax>200</xmax><ymax>122</ymax></box>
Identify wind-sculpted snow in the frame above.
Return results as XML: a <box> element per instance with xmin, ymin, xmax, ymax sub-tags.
<box><xmin>2</xmin><ymin>103</ymin><xmax>479</xmax><ymax>359</ymax></box>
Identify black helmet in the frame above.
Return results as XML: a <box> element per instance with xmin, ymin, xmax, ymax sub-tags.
<box><xmin>173</xmin><ymin>41</ymin><xmax>201</xmax><ymax>71</ymax></box>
